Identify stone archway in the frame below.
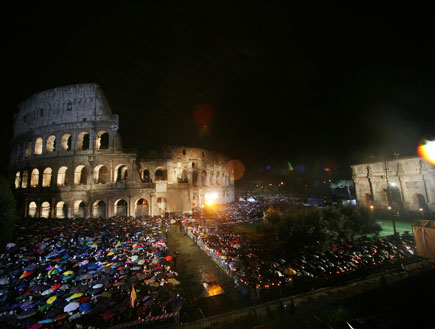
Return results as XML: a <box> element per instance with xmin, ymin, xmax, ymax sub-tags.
<box><xmin>93</xmin><ymin>200</ymin><xmax>106</xmax><ymax>218</ymax></box>
<box><xmin>413</xmin><ymin>193</ymin><xmax>429</xmax><ymax>214</ymax></box>
<box><xmin>115</xmin><ymin>199</ymin><xmax>128</xmax><ymax>216</ymax></box>
<box><xmin>135</xmin><ymin>198</ymin><xmax>149</xmax><ymax>217</ymax></box>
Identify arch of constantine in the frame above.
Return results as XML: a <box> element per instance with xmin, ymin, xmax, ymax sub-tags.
<box><xmin>351</xmin><ymin>157</ymin><xmax>435</xmax><ymax>215</ymax></box>
<box><xmin>10</xmin><ymin>83</ymin><xmax>235</xmax><ymax>219</ymax></box>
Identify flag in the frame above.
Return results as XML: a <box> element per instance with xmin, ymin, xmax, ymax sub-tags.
<box><xmin>130</xmin><ymin>285</ymin><xmax>136</xmax><ymax>308</ymax></box>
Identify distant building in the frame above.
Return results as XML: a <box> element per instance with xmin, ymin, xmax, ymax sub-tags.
<box><xmin>351</xmin><ymin>157</ymin><xmax>435</xmax><ymax>215</ymax></box>
<box><xmin>10</xmin><ymin>83</ymin><xmax>235</xmax><ymax>218</ymax></box>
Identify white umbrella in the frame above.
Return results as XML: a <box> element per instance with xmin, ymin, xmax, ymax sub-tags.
<box><xmin>64</xmin><ymin>302</ymin><xmax>80</xmax><ymax>313</ymax></box>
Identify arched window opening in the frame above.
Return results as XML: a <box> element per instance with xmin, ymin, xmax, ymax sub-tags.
<box><xmin>61</xmin><ymin>134</ymin><xmax>72</xmax><ymax>151</ymax></box>
<box><xmin>42</xmin><ymin>167</ymin><xmax>52</xmax><ymax>187</ymax></box>
<box><xmin>55</xmin><ymin>201</ymin><xmax>68</xmax><ymax>219</ymax></box>
<box><xmin>201</xmin><ymin>170</ymin><xmax>207</xmax><ymax>186</ymax></box>
<box><xmin>135</xmin><ymin>199</ymin><xmax>148</xmax><ymax>217</ymax></box>
<box><xmin>46</xmin><ymin>135</ymin><xmax>56</xmax><ymax>152</ymax></box>
<box><xmin>74</xmin><ymin>200</ymin><xmax>86</xmax><ymax>218</ymax></box>
<box><xmin>155</xmin><ymin>168</ymin><xmax>167</xmax><ymax>181</ymax></box>
<box><xmin>14</xmin><ymin>171</ymin><xmax>21</xmax><ymax>189</ymax></box>
<box><xmin>157</xmin><ymin>197</ymin><xmax>167</xmax><ymax>215</ymax></box>
<box><xmin>192</xmin><ymin>194</ymin><xmax>199</xmax><ymax>208</ymax></box>
<box><xmin>364</xmin><ymin>193</ymin><xmax>372</xmax><ymax>208</ymax></box>
<box><xmin>96</xmin><ymin>131</ymin><xmax>109</xmax><ymax>150</ymax></box>
<box><xmin>115</xmin><ymin>199</ymin><xmax>128</xmax><ymax>216</ymax></box>
<box><xmin>93</xmin><ymin>200</ymin><xmax>106</xmax><ymax>218</ymax></box>
<box><xmin>77</xmin><ymin>132</ymin><xmax>90</xmax><ymax>150</ymax></box>
<box><xmin>30</xmin><ymin>168</ymin><xmax>39</xmax><ymax>187</ymax></box>
<box><xmin>34</xmin><ymin>137</ymin><xmax>43</xmax><ymax>155</ymax></box>
<box><xmin>413</xmin><ymin>193</ymin><xmax>429</xmax><ymax>214</ymax></box>
<box><xmin>114</xmin><ymin>165</ymin><xmax>128</xmax><ymax>182</ymax></box>
<box><xmin>74</xmin><ymin>165</ymin><xmax>88</xmax><ymax>185</ymax></box>
<box><xmin>21</xmin><ymin>170</ymin><xmax>28</xmax><ymax>188</ymax></box>
<box><xmin>142</xmin><ymin>169</ymin><xmax>151</xmax><ymax>182</ymax></box>
<box><xmin>216</xmin><ymin>172</ymin><xmax>220</xmax><ymax>186</ymax></box>
<box><xmin>57</xmin><ymin>166</ymin><xmax>68</xmax><ymax>186</ymax></box>
<box><xmin>28</xmin><ymin>201</ymin><xmax>37</xmax><ymax>218</ymax></box>
<box><xmin>25</xmin><ymin>141</ymin><xmax>32</xmax><ymax>157</ymax></box>
<box><xmin>192</xmin><ymin>170</ymin><xmax>198</xmax><ymax>186</ymax></box>
<box><xmin>94</xmin><ymin>165</ymin><xmax>108</xmax><ymax>184</ymax></box>
<box><xmin>40</xmin><ymin>202</ymin><xmax>50</xmax><ymax>218</ymax></box>
<box><xmin>386</xmin><ymin>185</ymin><xmax>404</xmax><ymax>211</ymax></box>
<box><xmin>179</xmin><ymin>170</ymin><xmax>188</xmax><ymax>183</ymax></box>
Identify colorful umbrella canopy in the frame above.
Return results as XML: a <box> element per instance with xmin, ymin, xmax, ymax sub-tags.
<box><xmin>64</xmin><ymin>302</ymin><xmax>80</xmax><ymax>313</ymax></box>
<box><xmin>46</xmin><ymin>296</ymin><xmax>57</xmax><ymax>304</ymax></box>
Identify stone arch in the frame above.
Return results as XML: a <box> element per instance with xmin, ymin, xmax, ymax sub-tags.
<box><xmin>387</xmin><ymin>185</ymin><xmax>404</xmax><ymax>210</ymax></box>
<box><xmin>14</xmin><ymin>171</ymin><xmax>21</xmax><ymax>189</ymax></box>
<box><xmin>201</xmin><ymin>170</ymin><xmax>207</xmax><ymax>186</ymax></box>
<box><xmin>157</xmin><ymin>197</ymin><xmax>167</xmax><ymax>215</ymax></box>
<box><xmin>28</xmin><ymin>201</ymin><xmax>37</xmax><ymax>218</ymax></box>
<box><xmin>96</xmin><ymin>131</ymin><xmax>109</xmax><ymax>150</ymax></box>
<box><xmin>135</xmin><ymin>198</ymin><xmax>149</xmax><ymax>217</ymax></box>
<box><xmin>192</xmin><ymin>170</ymin><xmax>199</xmax><ymax>186</ymax></box>
<box><xmin>34</xmin><ymin>137</ymin><xmax>43</xmax><ymax>155</ymax></box>
<box><xmin>55</xmin><ymin>201</ymin><xmax>68</xmax><ymax>219</ymax></box>
<box><xmin>57</xmin><ymin>166</ymin><xmax>69</xmax><ymax>186</ymax></box>
<box><xmin>114</xmin><ymin>199</ymin><xmax>128</xmax><ymax>216</ymax></box>
<box><xmin>74</xmin><ymin>200</ymin><xmax>87</xmax><ymax>218</ymax></box>
<box><xmin>155</xmin><ymin>168</ymin><xmax>167</xmax><ymax>181</ymax></box>
<box><xmin>77</xmin><ymin>132</ymin><xmax>90</xmax><ymax>150</ymax></box>
<box><xmin>142</xmin><ymin>169</ymin><xmax>151</xmax><ymax>182</ymax></box>
<box><xmin>216</xmin><ymin>172</ymin><xmax>220</xmax><ymax>186</ymax></box>
<box><xmin>40</xmin><ymin>201</ymin><xmax>51</xmax><ymax>218</ymax></box>
<box><xmin>74</xmin><ymin>165</ymin><xmax>88</xmax><ymax>185</ymax></box>
<box><xmin>25</xmin><ymin>140</ymin><xmax>32</xmax><ymax>157</ymax></box>
<box><xmin>61</xmin><ymin>134</ymin><xmax>72</xmax><ymax>151</ymax></box>
<box><xmin>42</xmin><ymin>167</ymin><xmax>52</xmax><ymax>187</ymax></box>
<box><xmin>363</xmin><ymin>193</ymin><xmax>372</xmax><ymax>208</ymax></box>
<box><xmin>30</xmin><ymin>168</ymin><xmax>39</xmax><ymax>188</ymax></box>
<box><xmin>114</xmin><ymin>164</ymin><xmax>129</xmax><ymax>182</ymax></box>
<box><xmin>94</xmin><ymin>165</ymin><xmax>108</xmax><ymax>184</ymax></box>
<box><xmin>192</xmin><ymin>194</ymin><xmax>199</xmax><ymax>208</ymax></box>
<box><xmin>413</xmin><ymin>193</ymin><xmax>429</xmax><ymax>213</ymax></box>
<box><xmin>21</xmin><ymin>170</ymin><xmax>28</xmax><ymax>188</ymax></box>
<box><xmin>178</xmin><ymin>169</ymin><xmax>188</xmax><ymax>183</ymax></box>
<box><xmin>46</xmin><ymin>135</ymin><xmax>56</xmax><ymax>152</ymax></box>
<box><xmin>93</xmin><ymin>200</ymin><xmax>106</xmax><ymax>218</ymax></box>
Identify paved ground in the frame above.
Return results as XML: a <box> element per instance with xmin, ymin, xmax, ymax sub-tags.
<box><xmin>166</xmin><ymin>223</ymin><xmax>251</xmax><ymax>322</ymax></box>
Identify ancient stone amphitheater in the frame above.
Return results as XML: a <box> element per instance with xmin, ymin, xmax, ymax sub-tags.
<box><xmin>10</xmin><ymin>83</ymin><xmax>235</xmax><ymax>218</ymax></box>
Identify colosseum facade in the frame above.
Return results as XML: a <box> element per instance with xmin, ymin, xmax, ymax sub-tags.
<box><xmin>10</xmin><ymin>83</ymin><xmax>235</xmax><ymax>219</ymax></box>
<box><xmin>351</xmin><ymin>157</ymin><xmax>435</xmax><ymax>215</ymax></box>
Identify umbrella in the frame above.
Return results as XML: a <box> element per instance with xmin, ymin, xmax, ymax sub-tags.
<box><xmin>62</xmin><ymin>275</ymin><xmax>74</xmax><ymax>281</ymax></box>
<box><xmin>50</xmin><ymin>284</ymin><xmax>62</xmax><ymax>290</ymax></box>
<box><xmin>64</xmin><ymin>302</ymin><xmax>80</xmax><ymax>313</ymax></box>
<box><xmin>16</xmin><ymin>309</ymin><xmax>37</xmax><ymax>319</ymax></box>
<box><xmin>38</xmin><ymin>304</ymin><xmax>51</xmax><ymax>312</ymax></box>
<box><xmin>0</xmin><ymin>278</ymin><xmax>9</xmax><ymax>285</ymax></box>
<box><xmin>59</xmin><ymin>284</ymin><xmax>70</xmax><ymax>291</ymax></box>
<box><xmin>165</xmin><ymin>256</ymin><xmax>173</xmax><ymax>262</ymax></box>
<box><xmin>28</xmin><ymin>323</ymin><xmax>43</xmax><ymax>329</ymax></box>
<box><xmin>80</xmin><ymin>274</ymin><xmax>93</xmax><ymax>280</ymax></box>
<box><xmin>68</xmin><ymin>313</ymin><xmax>81</xmax><ymax>321</ymax></box>
<box><xmin>92</xmin><ymin>284</ymin><xmax>103</xmax><ymax>289</ymax></box>
<box><xmin>37</xmin><ymin>319</ymin><xmax>54</xmax><ymax>324</ymax></box>
<box><xmin>53</xmin><ymin>313</ymin><xmax>68</xmax><ymax>321</ymax></box>
<box><xmin>41</xmin><ymin>289</ymin><xmax>54</xmax><ymax>296</ymax></box>
<box><xmin>23</xmin><ymin>265</ymin><xmax>37</xmax><ymax>272</ymax></box>
<box><xmin>67</xmin><ymin>293</ymin><xmax>83</xmax><ymax>301</ymax></box>
<box><xmin>168</xmin><ymin>278</ymin><xmax>180</xmax><ymax>285</ymax></box>
<box><xmin>71</xmin><ymin>285</ymin><xmax>88</xmax><ymax>294</ymax></box>
<box><xmin>47</xmin><ymin>296</ymin><xmax>57</xmax><ymax>304</ymax></box>
<box><xmin>20</xmin><ymin>271</ymin><xmax>34</xmax><ymax>279</ymax></box>
<box><xmin>101</xmin><ymin>291</ymin><xmax>112</xmax><ymax>298</ymax></box>
<box><xmin>79</xmin><ymin>302</ymin><xmax>91</xmax><ymax>313</ymax></box>
<box><xmin>63</xmin><ymin>271</ymin><xmax>74</xmax><ymax>276</ymax></box>
<box><xmin>102</xmin><ymin>309</ymin><xmax>115</xmax><ymax>320</ymax></box>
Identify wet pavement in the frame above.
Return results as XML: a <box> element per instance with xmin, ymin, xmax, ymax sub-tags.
<box><xmin>166</xmin><ymin>223</ymin><xmax>250</xmax><ymax>322</ymax></box>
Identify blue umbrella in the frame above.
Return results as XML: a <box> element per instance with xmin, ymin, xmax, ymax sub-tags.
<box><xmin>79</xmin><ymin>302</ymin><xmax>91</xmax><ymax>313</ymax></box>
<box><xmin>38</xmin><ymin>319</ymin><xmax>53</xmax><ymax>324</ymax></box>
<box><xmin>24</xmin><ymin>265</ymin><xmax>36</xmax><ymax>272</ymax></box>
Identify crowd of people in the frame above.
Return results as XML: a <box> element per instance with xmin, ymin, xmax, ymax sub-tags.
<box><xmin>0</xmin><ymin>217</ymin><xmax>184</xmax><ymax>329</ymax></box>
<box><xmin>182</xmin><ymin>204</ymin><xmax>419</xmax><ymax>300</ymax></box>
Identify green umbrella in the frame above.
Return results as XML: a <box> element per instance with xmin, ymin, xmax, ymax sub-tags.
<box><xmin>62</xmin><ymin>275</ymin><xmax>74</xmax><ymax>281</ymax></box>
<box><xmin>101</xmin><ymin>291</ymin><xmax>112</xmax><ymax>298</ymax></box>
<box><xmin>38</xmin><ymin>304</ymin><xmax>51</xmax><ymax>312</ymax></box>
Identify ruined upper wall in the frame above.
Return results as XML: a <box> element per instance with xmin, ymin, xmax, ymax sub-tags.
<box><xmin>13</xmin><ymin>83</ymin><xmax>117</xmax><ymax>138</ymax></box>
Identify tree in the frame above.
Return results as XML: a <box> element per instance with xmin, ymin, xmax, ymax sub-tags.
<box><xmin>0</xmin><ymin>176</ymin><xmax>17</xmax><ymax>248</ymax></box>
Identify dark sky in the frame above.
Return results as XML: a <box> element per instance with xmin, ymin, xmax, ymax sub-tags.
<box><xmin>3</xmin><ymin>2</ymin><xmax>435</xmax><ymax>178</ymax></box>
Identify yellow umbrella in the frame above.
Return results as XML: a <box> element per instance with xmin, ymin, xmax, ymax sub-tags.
<box><xmin>63</xmin><ymin>271</ymin><xmax>74</xmax><ymax>276</ymax></box>
<box><xmin>105</xmin><ymin>263</ymin><xmax>113</xmax><ymax>267</ymax></box>
<box><xmin>107</xmin><ymin>251</ymin><xmax>114</xmax><ymax>256</ymax></box>
<box><xmin>69</xmin><ymin>293</ymin><xmax>83</xmax><ymax>300</ymax></box>
<box><xmin>47</xmin><ymin>295</ymin><xmax>57</xmax><ymax>304</ymax></box>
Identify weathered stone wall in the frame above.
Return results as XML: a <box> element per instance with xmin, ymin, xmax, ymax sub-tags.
<box><xmin>351</xmin><ymin>157</ymin><xmax>435</xmax><ymax>214</ymax></box>
<box><xmin>11</xmin><ymin>84</ymin><xmax>235</xmax><ymax>219</ymax></box>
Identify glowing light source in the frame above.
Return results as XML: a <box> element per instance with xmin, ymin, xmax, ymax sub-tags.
<box><xmin>204</xmin><ymin>192</ymin><xmax>218</xmax><ymax>206</ymax></box>
<box><xmin>388</xmin><ymin>206</ymin><xmax>392</xmax><ymax>210</ymax></box>
<box><xmin>418</xmin><ymin>139</ymin><xmax>435</xmax><ymax>165</ymax></box>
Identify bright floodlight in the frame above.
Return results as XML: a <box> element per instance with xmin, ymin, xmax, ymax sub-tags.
<box><xmin>418</xmin><ymin>139</ymin><xmax>435</xmax><ymax>165</ymax></box>
<box><xmin>205</xmin><ymin>192</ymin><xmax>218</xmax><ymax>206</ymax></box>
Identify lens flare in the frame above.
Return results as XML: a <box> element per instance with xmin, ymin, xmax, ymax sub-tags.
<box><xmin>194</xmin><ymin>103</ymin><xmax>214</xmax><ymax>125</ymax></box>
<box><xmin>287</xmin><ymin>162</ymin><xmax>294</xmax><ymax>171</ymax></box>
<box><xmin>225</xmin><ymin>160</ymin><xmax>245</xmax><ymax>181</ymax></box>
<box><xmin>418</xmin><ymin>139</ymin><xmax>435</xmax><ymax>165</ymax></box>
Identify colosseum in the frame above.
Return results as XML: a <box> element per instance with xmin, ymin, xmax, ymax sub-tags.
<box><xmin>10</xmin><ymin>83</ymin><xmax>235</xmax><ymax>219</ymax></box>
<box><xmin>351</xmin><ymin>157</ymin><xmax>435</xmax><ymax>215</ymax></box>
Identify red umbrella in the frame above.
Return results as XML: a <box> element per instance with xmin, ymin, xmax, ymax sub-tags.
<box><xmin>19</xmin><ymin>271</ymin><xmax>34</xmax><ymax>279</ymax></box>
<box><xmin>165</xmin><ymin>256</ymin><xmax>173</xmax><ymax>262</ymax></box>
<box><xmin>79</xmin><ymin>296</ymin><xmax>90</xmax><ymax>303</ymax></box>
<box><xmin>50</xmin><ymin>284</ymin><xmax>62</xmax><ymax>290</ymax></box>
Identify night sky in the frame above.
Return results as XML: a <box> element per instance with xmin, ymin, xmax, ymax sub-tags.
<box><xmin>3</xmin><ymin>2</ymin><xmax>435</xmax><ymax>179</ymax></box>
